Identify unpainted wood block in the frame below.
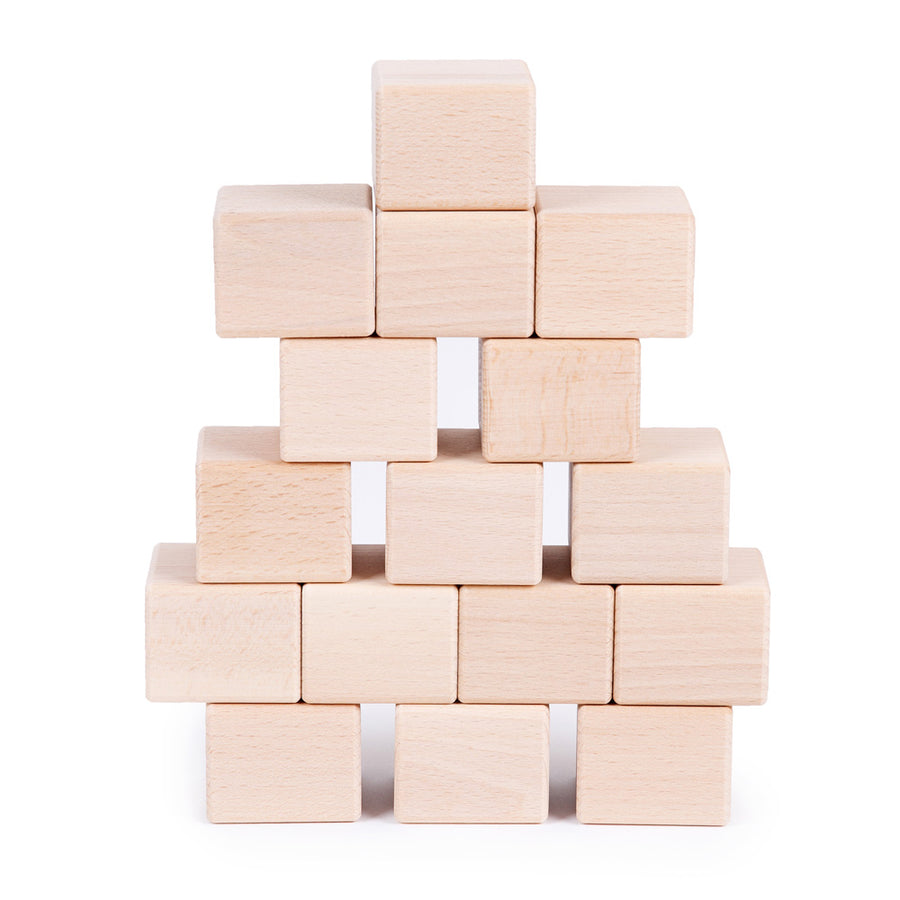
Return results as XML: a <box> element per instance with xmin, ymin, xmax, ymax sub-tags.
<box><xmin>214</xmin><ymin>184</ymin><xmax>374</xmax><ymax>338</ymax></box>
<box><xmin>535</xmin><ymin>186</ymin><xmax>694</xmax><ymax>338</ymax></box>
<box><xmin>206</xmin><ymin>703</ymin><xmax>360</xmax><ymax>823</ymax></box>
<box><xmin>394</xmin><ymin>704</ymin><xmax>549</xmax><ymax>823</ymax></box>
<box><xmin>576</xmin><ymin>705</ymin><xmax>732</xmax><ymax>825</ymax></box>
<box><xmin>195</xmin><ymin>426</ymin><xmax>350</xmax><ymax>583</ymax></box>
<box><xmin>373</xmin><ymin>60</ymin><xmax>535</xmax><ymax>210</ymax></box>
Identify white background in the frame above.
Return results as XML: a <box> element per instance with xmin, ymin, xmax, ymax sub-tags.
<box><xmin>3</xmin><ymin>1</ymin><xmax>898</xmax><ymax>896</ymax></box>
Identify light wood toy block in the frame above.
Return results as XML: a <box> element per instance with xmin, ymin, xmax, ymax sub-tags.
<box><xmin>535</xmin><ymin>186</ymin><xmax>694</xmax><ymax>338</ymax></box>
<box><xmin>214</xmin><ymin>184</ymin><xmax>374</xmax><ymax>338</ymax></box>
<box><xmin>571</xmin><ymin>427</ymin><xmax>730</xmax><ymax>584</ymax></box>
<box><xmin>386</xmin><ymin>428</ymin><xmax>542</xmax><ymax>585</ymax></box>
<box><xmin>614</xmin><ymin>548</ymin><xmax>770</xmax><ymax>705</ymax></box>
<box><xmin>480</xmin><ymin>337</ymin><xmax>640</xmax><ymax>462</ymax></box>
<box><xmin>394</xmin><ymin>704</ymin><xmax>549</xmax><ymax>823</ymax></box>
<box><xmin>373</xmin><ymin>60</ymin><xmax>535</xmax><ymax>211</ymax></box>
<box><xmin>279</xmin><ymin>337</ymin><xmax>437</xmax><ymax>461</ymax></box>
<box><xmin>206</xmin><ymin>703</ymin><xmax>360</xmax><ymax>823</ymax></box>
<box><xmin>145</xmin><ymin>543</ymin><xmax>301</xmax><ymax>702</ymax></box>
<box><xmin>576</xmin><ymin>705</ymin><xmax>732</xmax><ymax>826</ymax></box>
<box><xmin>459</xmin><ymin>546</ymin><xmax>613</xmax><ymax>704</ymax></box>
<box><xmin>195</xmin><ymin>426</ymin><xmax>350</xmax><ymax>583</ymax></box>
<box><xmin>302</xmin><ymin>545</ymin><xmax>458</xmax><ymax>703</ymax></box>
<box><xmin>375</xmin><ymin>211</ymin><xmax>534</xmax><ymax>337</ymax></box>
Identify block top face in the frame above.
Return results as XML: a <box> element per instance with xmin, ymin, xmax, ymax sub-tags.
<box><xmin>631</xmin><ymin>427</ymin><xmax>729</xmax><ymax>469</ymax></box>
<box><xmin>373</xmin><ymin>59</ymin><xmax>533</xmax><ymax>85</ymax></box>
<box><xmin>215</xmin><ymin>184</ymin><xmax>372</xmax><ymax>222</ymax></box>
<box><xmin>536</xmin><ymin>185</ymin><xmax>692</xmax><ymax>217</ymax></box>
<box><xmin>147</xmin><ymin>542</ymin><xmax>197</xmax><ymax>588</ymax></box>
<box><xmin>197</xmin><ymin>426</ymin><xmax>281</xmax><ymax>465</ymax></box>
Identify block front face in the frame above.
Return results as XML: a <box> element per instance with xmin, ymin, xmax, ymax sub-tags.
<box><xmin>214</xmin><ymin>185</ymin><xmax>374</xmax><ymax>338</ymax></box>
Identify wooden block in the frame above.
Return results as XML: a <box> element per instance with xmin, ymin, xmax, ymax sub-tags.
<box><xmin>386</xmin><ymin>428</ymin><xmax>542</xmax><ymax>585</ymax></box>
<box><xmin>571</xmin><ymin>428</ymin><xmax>729</xmax><ymax>584</ymax></box>
<box><xmin>196</xmin><ymin>426</ymin><xmax>350</xmax><ymax>583</ymax></box>
<box><xmin>480</xmin><ymin>338</ymin><xmax>640</xmax><ymax>461</ymax></box>
<box><xmin>214</xmin><ymin>184</ymin><xmax>374</xmax><ymax>338</ymax></box>
<box><xmin>576</xmin><ymin>705</ymin><xmax>732</xmax><ymax>825</ymax></box>
<box><xmin>375</xmin><ymin>211</ymin><xmax>534</xmax><ymax>337</ymax></box>
<box><xmin>614</xmin><ymin>548</ymin><xmax>770</xmax><ymax>705</ymax></box>
<box><xmin>394</xmin><ymin>704</ymin><xmax>549</xmax><ymax>823</ymax></box>
<box><xmin>206</xmin><ymin>703</ymin><xmax>360</xmax><ymax>823</ymax></box>
<box><xmin>459</xmin><ymin>546</ymin><xmax>613</xmax><ymax>703</ymax></box>
<box><xmin>279</xmin><ymin>337</ymin><xmax>436</xmax><ymax>462</ymax></box>
<box><xmin>373</xmin><ymin>60</ymin><xmax>535</xmax><ymax>211</ymax></box>
<box><xmin>145</xmin><ymin>543</ymin><xmax>301</xmax><ymax>702</ymax></box>
<box><xmin>535</xmin><ymin>186</ymin><xmax>694</xmax><ymax>338</ymax></box>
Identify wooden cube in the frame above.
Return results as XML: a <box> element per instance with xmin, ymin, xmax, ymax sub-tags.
<box><xmin>196</xmin><ymin>426</ymin><xmax>350</xmax><ymax>583</ymax></box>
<box><xmin>280</xmin><ymin>337</ymin><xmax>437</xmax><ymax>461</ymax></box>
<box><xmin>386</xmin><ymin>429</ymin><xmax>542</xmax><ymax>585</ymax></box>
<box><xmin>571</xmin><ymin>428</ymin><xmax>729</xmax><ymax>584</ymax></box>
<box><xmin>480</xmin><ymin>338</ymin><xmax>640</xmax><ymax>461</ymax></box>
<box><xmin>394</xmin><ymin>704</ymin><xmax>549</xmax><ymax>823</ymax></box>
<box><xmin>576</xmin><ymin>705</ymin><xmax>732</xmax><ymax>825</ymax></box>
<box><xmin>206</xmin><ymin>703</ymin><xmax>360</xmax><ymax>823</ymax></box>
<box><xmin>535</xmin><ymin>186</ymin><xmax>694</xmax><ymax>338</ymax></box>
<box><xmin>374</xmin><ymin>60</ymin><xmax>535</xmax><ymax>210</ymax></box>
<box><xmin>214</xmin><ymin>184</ymin><xmax>374</xmax><ymax>338</ymax></box>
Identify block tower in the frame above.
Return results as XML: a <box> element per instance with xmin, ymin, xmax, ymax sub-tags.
<box><xmin>145</xmin><ymin>60</ymin><xmax>770</xmax><ymax>826</ymax></box>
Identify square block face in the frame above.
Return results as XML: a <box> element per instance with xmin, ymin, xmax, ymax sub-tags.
<box><xmin>394</xmin><ymin>705</ymin><xmax>549</xmax><ymax>823</ymax></box>
<box><xmin>571</xmin><ymin>428</ymin><xmax>730</xmax><ymax>584</ymax></box>
<box><xmin>214</xmin><ymin>185</ymin><xmax>374</xmax><ymax>338</ymax></box>
<box><xmin>535</xmin><ymin>186</ymin><xmax>694</xmax><ymax>338</ymax></box>
<box><xmin>459</xmin><ymin>546</ymin><xmax>613</xmax><ymax>703</ymax></box>
<box><xmin>386</xmin><ymin>429</ymin><xmax>542</xmax><ymax>585</ymax></box>
<box><xmin>206</xmin><ymin>703</ymin><xmax>361</xmax><ymax>823</ymax></box>
<box><xmin>195</xmin><ymin>427</ymin><xmax>350</xmax><ymax>583</ymax></box>
<box><xmin>280</xmin><ymin>338</ymin><xmax>437</xmax><ymax>461</ymax></box>
<box><xmin>576</xmin><ymin>705</ymin><xmax>732</xmax><ymax>825</ymax></box>
<box><xmin>614</xmin><ymin>548</ymin><xmax>770</xmax><ymax>705</ymax></box>
<box><xmin>481</xmin><ymin>338</ymin><xmax>640</xmax><ymax>462</ymax></box>
<box><xmin>375</xmin><ymin>211</ymin><xmax>534</xmax><ymax>337</ymax></box>
<box><xmin>145</xmin><ymin>544</ymin><xmax>301</xmax><ymax>702</ymax></box>
<box><xmin>373</xmin><ymin>60</ymin><xmax>535</xmax><ymax>210</ymax></box>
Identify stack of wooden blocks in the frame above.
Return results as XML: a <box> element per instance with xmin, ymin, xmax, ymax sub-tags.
<box><xmin>145</xmin><ymin>60</ymin><xmax>770</xmax><ymax>826</ymax></box>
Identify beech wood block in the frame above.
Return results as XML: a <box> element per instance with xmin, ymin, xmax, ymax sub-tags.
<box><xmin>394</xmin><ymin>704</ymin><xmax>549</xmax><ymax>823</ymax></box>
<box><xmin>206</xmin><ymin>703</ymin><xmax>360</xmax><ymax>823</ymax></box>
<box><xmin>214</xmin><ymin>184</ymin><xmax>374</xmax><ymax>338</ymax></box>
<box><xmin>196</xmin><ymin>426</ymin><xmax>350</xmax><ymax>583</ymax></box>
<box><xmin>571</xmin><ymin>428</ymin><xmax>729</xmax><ymax>584</ymax></box>
<box><xmin>279</xmin><ymin>337</ymin><xmax>436</xmax><ymax>461</ymax></box>
<box><xmin>576</xmin><ymin>705</ymin><xmax>732</xmax><ymax>826</ymax></box>
<box><xmin>535</xmin><ymin>186</ymin><xmax>694</xmax><ymax>338</ymax></box>
<box><xmin>373</xmin><ymin>60</ymin><xmax>535</xmax><ymax>210</ymax></box>
<box><xmin>386</xmin><ymin>429</ymin><xmax>542</xmax><ymax>585</ymax></box>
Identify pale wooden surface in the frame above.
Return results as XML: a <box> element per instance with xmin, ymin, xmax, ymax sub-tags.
<box><xmin>279</xmin><ymin>337</ymin><xmax>437</xmax><ymax>461</ymax></box>
<box><xmin>614</xmin><ymin>548</ymin><xmax>770</xmax><ymax>705</ymax></box>
<box><xmin>480</xmin><ymin>338</ymin><xmax>640</xmax><ymax>461</ymax></box>
<box><xmin>195</xmin><ymin>426</ymin><xmax>350</xmax><ymax>583</ymax></box>
<box><xmin>386</xmin><ymin>428</ymin><xmax>542</xmax><ymax>585</ymax></box>
<box><xmin>373</xmin><ymin>60</ymin><xmax>535</xmax><ymax>210</ymax></box>
<box><xmin>459</xmin><ymin>546</ymin><xmax>613</xmax><ymax>703</ymax></box>
<box><xmin>571</xmin><ymin>428</ymin><xmax>730</xmax><ymax>584</ymax></box>
<box><xmin>576</xmin><ymin>705</ymin><xmax>732</xmax><ymax>825</ymax></box>
<box><xmin>206</xmin><ymin>703</ymin><xmax>360</xmax><ymax>823</ymax></box>
<box><xmin>535</xmin><ymin>186</ymin><xmax>694</xmax><ymax>338</ymax></box>
<box><xmin>214</xmin><ymin>184</ymin><xmax>374</xmax><ymax>338</ymax></box>
<box><xmin>375</xmin><ymin>211</ymin><xmax>534</xmax><ymax>337</ymax></box>
<box><xmin>145</xmin><ymin>543</ymin><xmax>301</xmax><ymax>702</ymax></box>
<box><xmin>394</xmin><ymin>704</ymin><xmax>549</xmax><ymax>823</ymax></box>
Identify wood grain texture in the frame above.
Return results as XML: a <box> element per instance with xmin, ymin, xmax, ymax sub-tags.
<box><xmin>214</xmin><ymin>184</ymin><xmax>374</xmax><ymax>338</ymax></box>
<box><xmin>373</xmin><ymin>60</ymin><xmax>535</xmax><ymax>210</ymax></box>
<box><xmin>394</xmin><ymin>704</ymin><xmax>549</xmax><ymax>823</ymax></box>
<box><xmin>535</xmin><ymin>186</ymin><xmax>694</xmax><ymax>338</ymax></box>
<box><xmin>206</xmin><ymin>703</ymin><xmax>360</xmax><ymax>823</ymax></box>
<box><xmin>279</xmin><ymin>337</ymin><xmax>437</xmax><ymax>461</ymax></box>
<box><xmin>576</xmin><ymin>705</ymin><xmax>732</xmax><ymax>825</ymax></box>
